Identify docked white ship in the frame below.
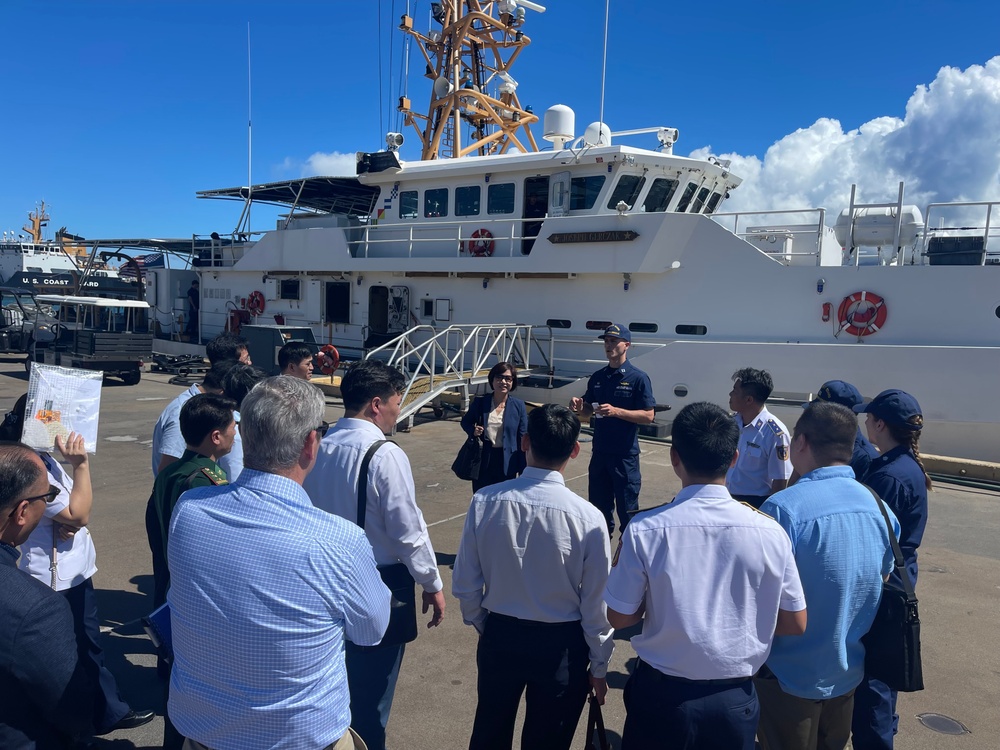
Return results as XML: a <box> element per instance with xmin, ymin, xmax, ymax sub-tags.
<box><xmin>180</xmin><ymin>0</ymin><xmax>999</xmax><ymax>462</ymax></box>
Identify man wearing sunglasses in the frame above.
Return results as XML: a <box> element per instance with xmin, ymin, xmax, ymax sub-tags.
<box><xmin>0</xmin><ymin>442</ymin><xmax>96</xmax><ymax>747</ymax></box>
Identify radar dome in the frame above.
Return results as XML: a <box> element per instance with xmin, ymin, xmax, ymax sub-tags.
<box><xmin>543</xmin><ymin>105</ymin><xmax>575</xmax><ymax>150</ymax></box>
<box><xmin>584</xmin><ymin>121</ymin><xmax>611</xmax><ymax>147</ymax></box>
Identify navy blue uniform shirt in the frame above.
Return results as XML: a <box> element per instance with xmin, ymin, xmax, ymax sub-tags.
<box><xmin>851</xmin><ymin>429</ymin><xmax>879</xmax><ymax>481</ymax></box>
<box><xmin>583</xmin><ymin>360</ymin><xmax>655</xmax><ymax>456</ymax></box>
<box><xmin>862</xmin><ymin>445</ymin><xmax>928</xmax><ymax>585</ymax></box>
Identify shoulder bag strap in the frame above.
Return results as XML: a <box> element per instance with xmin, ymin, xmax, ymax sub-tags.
<box><xmin>586</xmin><ymin>694</ymin><xmax>610</xmax><ymax>750</ymax></box>
<box><xmin>862</xmin><ymin>483</ymin><xmax>917</xmax><ymax>603</ymax></box>
<box><xmin>356</xmin><ymin>439</ymin><xmax>396</xmax><ymax>529</ymax></box>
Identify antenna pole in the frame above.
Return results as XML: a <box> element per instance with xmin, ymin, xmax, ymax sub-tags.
<box><xmin>599</xmin><ymin>0</ymin><xmax>609</xmax><ymax>142</ymax></box>
<box><xmin>245</xmin><ymin>22</ymin><xmax>253</xmax><ymax>233</ymax></box>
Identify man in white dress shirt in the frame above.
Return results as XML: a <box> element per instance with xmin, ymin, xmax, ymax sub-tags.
<box><xmin>605</xmin><ymin>401</ymin><xmax>807</xmax><ymax>750</ymax></box>
<box><xmin>303</xmin><ymin>359</ymin><xmax>445</xmax><ymax>750</ymax></box>
<box><xmin>453</xmin><ymin>404</ymin><xmax>614</xmax><ymax>750</ymax></box>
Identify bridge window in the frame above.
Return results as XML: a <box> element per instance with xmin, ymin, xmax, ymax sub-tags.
<box><xmin>488</xmin><ymin>183</ymin><xmax>515</xmax><ymax>214</ymax></box>
<box><xmin>585</xmin><ymin>320</ymin><xmax>613</xmax><ymax>331</ymax></box>
<box><xmin>691</xmin><ymin>187</ymin><xmax>711</xmax><ymax>213</ymax></box>
<box><xmin>456</xmin><ymin>186</ymin><xmax>481</xmax><ymax>216</ymax></box>
<box><xmin>642</xmin><ymin>178</ymin><xmax>679</xmax><ymax>212</ymax></box>
<box><xmin>546</xmin><ymin>318</ymin><xmax>572</xmax><ymax>329</ymax></box>
<box><xmin>706</xmin><ymin>191</ymin><xmax>724</xmax><ymax>214</ymax></box>
<box><xmin>675</xmin><ymin>324</ymin><xmax>707</xmax><ymax>335</ymax></box>
<box><xmin>676</xmin><ymin>182</ymin><xmax>699</xmax><ymax>213</ymax></box>
<box><xmin>424</xmin><ymin>188</ymin><xmax>449</xmax><ymax>218</ymax></box>
<box><xmin>607</xmin><ymin>175</ymin><xmax>646</xmax><ymax>211</ymax></box>
<box><xmin>399</xmin><ymin>191</ymin><xmax>418</xmax><ymax>219</ymax></box>
<box><xmin>570</xmin><ymin>176</ymin><xmax>606</xmax><ymax>211</ymax></box>
<box><xmin>629</xmin><ymin>322</ymin><xmax>658</xmax><ymax>333</ymax></box>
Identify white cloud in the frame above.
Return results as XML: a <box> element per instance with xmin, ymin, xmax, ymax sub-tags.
<box><xmin>277</xmin><ymin>151</ymin><xmax>357</xmax><ymax>178</ymax></box>
<box><xmin>694</xmin><ymin>57</ymin><xmax>1000</xmax><ymax>217</ymax></box>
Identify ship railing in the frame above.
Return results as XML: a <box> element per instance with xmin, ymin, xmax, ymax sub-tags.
<box><xmin>365</xmin><ymin>323</ymin><xmax>553</xmax><ymax>430</ymax></box>
<box><xmin>712</xmin><ymin>208</ymin><xmax>827</xmax><ymax>265</ymax></box>
<box><xmin>190</xmin><ymin>231</ymin><xmax>263</xmax><ymax>268</ymax></box>
<box><xmin>920</xmin><ymin>199</ymin><xmax>1000</xmax><ymax>266</ymax></box>
<box><xmin>354</xmin><ymin>217</ymin><xmax>539</xmax><ymax>258</ymax></box>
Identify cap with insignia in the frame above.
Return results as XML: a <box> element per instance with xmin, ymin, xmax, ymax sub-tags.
<box><xmin>804</xmin><ymin>380</ymin><xmax>864</xmax><ymax>409</ymax></box>
<box><xmin>854</xmin><ymin>389</ymin><xmax>923</xmax><ymax>430</ymax></box>
<box><xmin>598</xmin><ymin>323</ymin><xmax>631</xmax><ymax>343</ymax></box>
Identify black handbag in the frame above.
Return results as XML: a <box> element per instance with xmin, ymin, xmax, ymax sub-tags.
<box><xmin>357</xmin><ymin>439</ymin><xmax>419</xmax><ymax>646</ymax></box>
<box><xmin>861</xmin><ymin>486</ymin><xmax>924</xmax><ymax>692</ymax></box>
<box><xmin>451</xmin><ymin>434</ymin><xmax>482</xmax><ymax>481</ymax></box>
<box><xmin>583</xmin><ymin>694</ymin><xmax>610</xmax><ymax>750</ymax></box>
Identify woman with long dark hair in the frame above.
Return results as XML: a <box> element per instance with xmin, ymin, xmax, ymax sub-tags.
<box><xmin>460</xmin><ymin>362</ymin><xmax>528</xmax><ymax>491</ymax></box>
<box><xmin>851</xmin><ymin>388</ymin><xmax>931</xmax><ymax>750</ymax></box>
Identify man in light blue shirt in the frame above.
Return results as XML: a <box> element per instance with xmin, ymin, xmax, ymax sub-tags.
<box><xmin>757</xmin><ymin>401</ymin><xmax>898</xmax><ymax>750</ymax></box>
<box><xmin>168</xmin><ymin>376</ymin><xmax>391</xmax><ymax>750</ymax></box>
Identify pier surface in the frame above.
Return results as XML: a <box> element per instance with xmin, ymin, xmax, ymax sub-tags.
<box><xmin>1</xmin><ymin>361</ymin><xmax>994</xmax><ymax>749</ymax></box>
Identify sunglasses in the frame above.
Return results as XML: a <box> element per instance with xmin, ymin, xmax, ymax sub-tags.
<box><xmin>21</xmin><ymin>484</ymin><xmax>60</xmax><ymax>505</ymax></box>
<box><xmin>314</xmin><ymin>421</ymin><xmax>330</xmax><ymax>439</ymax></box>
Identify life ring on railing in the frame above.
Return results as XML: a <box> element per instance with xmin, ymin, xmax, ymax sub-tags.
<box><xmin>315</xmin><ymin>344</ymin><xmax>340</xmax><ymax>375</ymax></box>
<box><xmin>468</xmin><ymin>228</ymin><xmax>495</xmax><ymax>257</ymax></box>
<box><xmin>837</xmin><ymin>291</ymin><xmax>887</xmax><ymax>337</ymax></box>
<box><xmin>247</xmin><ymin>290</ymin><xmax>266</xmax><ymax>315</ymax></box>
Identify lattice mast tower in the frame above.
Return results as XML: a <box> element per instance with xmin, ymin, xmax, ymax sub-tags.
<box><xmin>398</xmin><ymin>0</ymin><xmax>543</xmax><ymax>160</ymax></box>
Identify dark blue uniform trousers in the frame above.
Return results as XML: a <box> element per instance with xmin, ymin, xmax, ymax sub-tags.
<box><xmin>60</xmin><ymin>577</ymin><xmax>131</xmax><ymax>733</ymax></box>
<box><xmin>622</xmin><ymin>660</ymin><xmax>758</xmax><ymax>750</ymax></box>
<box><xmin>469</xmin><ymin>613</ymin><xmax>591</xmax><ymax>750</ymax></box>
<box><xmin>345</xmin><ymin>640</ymin><xmax>406</xmax><ymax>750</ymax></box>
<box><xmin>588</xmin><ymin>452</ymin><xmax>641</xmax><ymax>535</ymax></box>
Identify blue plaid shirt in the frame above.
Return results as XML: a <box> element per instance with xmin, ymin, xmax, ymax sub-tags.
<box><xmin>168</xmin><ymin>469</ymin><xmax>390</xmax><ymax>750</ymax></box>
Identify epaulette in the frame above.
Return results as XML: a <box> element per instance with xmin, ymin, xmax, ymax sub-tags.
<box><xmin>199</xmin><ymin>465</ymin><xmax>229</xmax><ymax>486</ymax></box>
<box><xmin>737</xmin><ymin>501</ymin><xmax>775</xmax><ymax>519</ymax></box>
<box><xmin>766</xmin><ymin>418</ymin><xmax>784</xmax><ymax>436</ymax></box>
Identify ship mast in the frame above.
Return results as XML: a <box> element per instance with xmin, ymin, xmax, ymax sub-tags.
<box><xmin>24</xmin><ymin>201</ymin><xmax>50</xmax><ymax>243</ymax></box>
<box><xmin>398</xmin><ymin>0</ymin><xmax>543</xmax><ymax>160</ymax></box>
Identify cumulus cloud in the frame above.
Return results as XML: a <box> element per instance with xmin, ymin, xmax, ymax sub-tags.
<box><xmin>693</xmin><ymin>57</ymin><xmax>1000</xmax><ymax>218</ymax></box>
<box><xmin>277</xmin><ymin>151</ymin><xmax>357</xmax><ymax>178</ymax></box>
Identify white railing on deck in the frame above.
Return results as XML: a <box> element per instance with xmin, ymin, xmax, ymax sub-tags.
<box><xmin>712</xmin><ymin>208</ymin><xmax>827</xmax><ymax>265</ymax></box>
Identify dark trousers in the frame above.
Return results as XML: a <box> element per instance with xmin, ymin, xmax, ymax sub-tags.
<box><xmin>851</xmin><ymin>675</ymin><xmax>897</xmax><ymax>749</ymax></box>
<box><xmin>588</xmin><ymin>452</ymin><xmax>641</xmax><ymax>535</ymax></box>
<box><xmin>621</xmin><ymin>660</ymin><xmax>758</xmax><ymax>750</ymax></box>
<box><xmin>60</xmin><ymin>578</ymin><xmax>131</xmax><ymax>733</ymax></box>
<box><xmin>473</xmin><ymin>446</ymin><xmax>511</xmax><ymax>493</ymax></box>
<box><xmin>469</xmin><ymin>613</ymin><xmax>590</xmax><ymax>750</ymax></box>
<box><xmin>345</xmin><ymin>640</ymin><xmax>406</xmax><ymax>750</ymax></box>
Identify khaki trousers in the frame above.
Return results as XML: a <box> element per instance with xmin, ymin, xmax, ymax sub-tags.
<box><xmin>755</xmin><ymin>674</ymin><xmax>855</xmax><ymax>750</ymax></box>
<box><xmin>183</xmin><ymin>727</ymin><xmax>366</xmax><ymax>750</ymax></box>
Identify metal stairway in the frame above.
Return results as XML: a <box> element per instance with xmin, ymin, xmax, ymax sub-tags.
<box><xmin>365</xmin><ymin>323</ymin><xmax>553</xmax><ymax>430</ymax></box>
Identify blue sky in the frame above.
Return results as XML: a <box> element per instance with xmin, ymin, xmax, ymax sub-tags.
<box><xmin>3</xmin><ymin>0</ymin><xmax>1000</xmax><ymax>242</ymax></box>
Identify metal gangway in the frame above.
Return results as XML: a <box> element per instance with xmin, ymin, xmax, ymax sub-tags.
<box><xmin>365</xmin><ymin>323</ymin><xmax>554</xmax><ymax>430</ymax></box>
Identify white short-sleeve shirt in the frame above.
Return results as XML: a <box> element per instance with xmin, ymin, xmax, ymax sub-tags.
<box><xmin>726</xmin><ymin>407</ymin><xmax>793</xmax><ymax>496</ymax></box>
<box><xmin>604</xmin><ymin>484</ymin><xmax>805</xmax><ymax>680</ymax></box>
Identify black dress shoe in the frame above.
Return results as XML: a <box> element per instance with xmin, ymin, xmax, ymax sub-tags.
<box><xmin>97</xmin><ymin>708</ymin><xmax>156</xmax><ymax>734</ymax></box>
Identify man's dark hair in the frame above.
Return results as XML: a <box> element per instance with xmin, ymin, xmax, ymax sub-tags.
<box><xmin>487</xmin><ymin>361</ymin><xmax>518</xmax><ymax>391</ymax></box>
<box><xmin>203</xmin><ymin>359</ymin><xmax>240</xmax><ymax>391</ymax></box>
<box><xmin>206</xmin><ymin>333</ymin><xmax>249</xmax><ymax>365</ymax></box>
<box><xmin>527</xmin><ymin>404</ymin><xmax>579</xmax><ymax>466</ymax></box>
<box><xmin>223</xmin><ymin>365</ymin><xmax>268</xmax><ymax>409</ymax></box>
<box><xmin>340</xmin><ymin>359</ymin><xmax>406</xmax><ymax>412</ymax></box>
<box><xmin>0</xmin><ymin>442</ymin><xmax>44</xmax><ymax>516</ymax></box>
<box><xmin>794</xmin><ymin>401</ymin><xmax>855</xmax><ymax>466</ymax></box>
<box><xmin>732</xmin><ymin>367</ymin><xmax>774</xmax><ymax>403</ymax></box>
<box><xmin>180</xmin><ymin>394</ymin><xmax>238</xmax><ymax>447</ymax></box>
<box><xmin>671</xmin><ymin>401</ymin><xmax>739</xmax><ymax>479</ymax></box>
<box><xmin>278</xmin><ymin>342</ymin><xmax>314</xmax><ymax>371</ymax></box>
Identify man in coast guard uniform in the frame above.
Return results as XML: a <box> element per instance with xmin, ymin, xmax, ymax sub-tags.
<box><xmin>726</xmin><ymin>367</ymin><xmax>793</xmax><ymax>508</ymax></box>
<box><xmin>604</xmin><ymin>402</ymin><xmax>807</xmax><ymax>750</ymax></box>
<box><xmin>806</xmin><ymin>380</ymin><xmax>879</xmax><ymax>480</ymax></box>
<box><xmin>570</xmin><ymin>323</ymin><xmax>655</xmax><ymax>535</ymax></box>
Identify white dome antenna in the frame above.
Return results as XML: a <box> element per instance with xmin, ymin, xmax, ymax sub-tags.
<box><xmin>543</xmin><ymin>105</ymin><xmax>575</xmax><ymax>151</ymax></box>
<box><xmin>584</xmin><ymin>121</ymin><xmax>611</xmax><ymax>147</ymax></box>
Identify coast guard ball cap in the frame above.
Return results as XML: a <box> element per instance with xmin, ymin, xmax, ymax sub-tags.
<box><xmin>853</xmin><ymin>389</ymin><xmax>923</xmax><ymax>429</ymax></box>
<box><xmin>805</xmin><ymin>380</ymin><xmax>864</xmax><ymax>409</ymax></box>
<box><xmin>598</xmin><ymin>323</ymin><xmax>631</xmax><ymax>343</ymax></box>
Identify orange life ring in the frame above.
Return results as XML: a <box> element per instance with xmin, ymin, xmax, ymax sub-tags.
<box><xmin>315</xmin><ymin>344</ymin><xmax>340</xmax><ymax>375</ymax></box>
<box><xmin>247</xmin><ymin>290</ymin><xmax>266</xmax><ymax>315</ymax></box>
<box><xmin>468</xmin><ymin>228</ymin><xmax>495</xmax><ymax>257</ymax></box>
<box><xmin>837</xmin><ymin>291</ymin><xmax>887</xmax><ymax>337</ymax></box>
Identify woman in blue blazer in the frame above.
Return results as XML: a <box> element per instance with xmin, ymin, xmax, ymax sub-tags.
<box><xmin>460</xmin><ymin>361</ymin><xmax>528</xmax><ymax>491</ymax></box>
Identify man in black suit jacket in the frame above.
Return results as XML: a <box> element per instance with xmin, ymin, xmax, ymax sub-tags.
<box><xmin>0</xmin><ymin>442</ymin><xmax>94</xmax><ymax>748</ymax></box>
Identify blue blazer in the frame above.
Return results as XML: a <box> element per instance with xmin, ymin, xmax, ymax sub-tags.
<box><xmin>461</xmin><ymin>394</ymin><xmax>528</xmax><ymax>477</ymax></box>
<box><xmin>0</xmin><ymin>549</ymin><xmax>94</xmax><ymax>747</ymax></box>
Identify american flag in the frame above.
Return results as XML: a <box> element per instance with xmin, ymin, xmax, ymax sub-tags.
<box><xmin>117</xmin><ymin>253</ymin><xmax>165</xmax><ymax>279</ymax></box>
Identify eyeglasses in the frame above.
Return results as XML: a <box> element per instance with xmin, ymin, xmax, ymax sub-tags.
<box><xmin>314</xmin><ymin>421</ymin><xmax>330</xmax><ymax>439</ymax></box>
<box><xmin>494</xmin><ymin>375</ymin><xmax>514</xmax><ymax>383</ymax></box>
<box><xmin>19</xmin><ymin>485</ymin><xmax>60</xmax><ymax>505</ymax></box>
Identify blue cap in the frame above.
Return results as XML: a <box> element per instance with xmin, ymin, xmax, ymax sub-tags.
<box><xmin>598</xmin><ymin>323</ymin><xmax>631</xmax><ymax>343</ymax></box>
<box><xmin>853</xmin><ymin>389</ymin><xmax>923</xmax><ymax>429</ymax></box>
<box><xmin>806</xmin><ymin>380</ymin><xmax>864</xmax><ymax>409</ymax></box>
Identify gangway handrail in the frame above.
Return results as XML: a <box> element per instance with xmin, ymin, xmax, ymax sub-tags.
<box><xmin>364</xmin><ymin>323</ymin><xmax>554</xmax><ymax>429</ymax></box>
